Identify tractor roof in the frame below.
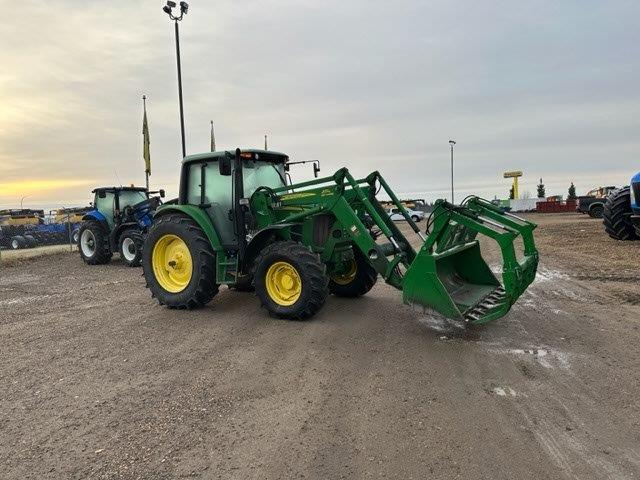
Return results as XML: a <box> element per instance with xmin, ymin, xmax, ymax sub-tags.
<box><xmin>183</xmin><ymin>149</ymin><xmax>289</xmax><ymax>164</ymax></box>
<box><xmin>92</xmin><ymin>186</ymin><xmax>148</xmax><ymax>194</ymax></box>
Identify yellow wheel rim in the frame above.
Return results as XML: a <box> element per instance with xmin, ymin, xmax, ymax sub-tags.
<box><xmin>331</xmin><ymin>260</ymin><xmax>357</xmax><ymax>285</ymax></box>
<box><xmin>265</xmin><ymin>261</ymin><xmax>302</xmax><ymax>306</ymax></box>
<box><xmin>152</xmin><ymin>234</ymin><xmax>193</xmax><ymax>293</ymax></box>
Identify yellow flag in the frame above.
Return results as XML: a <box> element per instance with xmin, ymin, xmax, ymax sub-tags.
<box><xmin>143</xmin><ymin>98</ymin><xmax>151</xmax><ymax>175</ymax></box>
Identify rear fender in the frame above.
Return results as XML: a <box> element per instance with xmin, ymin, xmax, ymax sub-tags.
<box><xmin>153</xmin><ymin>205</ymin><xmax>223</xmax><ymax>252</ymax></box>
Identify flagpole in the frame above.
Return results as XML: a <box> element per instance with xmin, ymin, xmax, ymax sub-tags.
<box><xmin>143</xmin><ymin>95</ymin><xmax>151</xmax><ymax>191</ymax></box>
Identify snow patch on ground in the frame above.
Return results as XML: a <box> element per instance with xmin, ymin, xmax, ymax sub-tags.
<box><xmin>492</xmin><ymin>386</ymin><xmax>517</xmax><ymax>397</ymax></box>
<box><xmin>485</xmin><ymin>344</ymin><xmax>571</xmax><ymax>370</ymax></box>
<box><xmin>535</xmin><ymin>267</ymin><xmax>568</xmax><ymax>283</ymax></box>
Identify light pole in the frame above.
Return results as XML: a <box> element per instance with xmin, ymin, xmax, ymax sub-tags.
<box><xmin>449</xmin><ymin>140</ymin><xmax>456</xmax><ymax>203</ymax></box>
<box><xmin>20</xmin><ymin>196</ymin><xmax>28</xmax><ymax>209</ymax></box>
<box><xmin>163</xmin><ymin>1</ymin><xmax>189</xmax><ymax>159</ymax></box>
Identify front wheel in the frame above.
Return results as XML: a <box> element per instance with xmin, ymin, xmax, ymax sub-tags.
<box><xmin>142</xmin><ymin>213</ymin><xmax>219</xmax><ymax>309</ymax></box>
<box><xmin>119</xmin><ymin>229</ymin><xmax>143</xmax><ymax>267</ymax></box>
<box><xmin>411</xmin><ymin>215</ymin><xmax>420</xmax><ymax>222</ymax></box>
<box><xmin>254</xmin><ymin>241</ymin><xmax>328</xmax><ymax>320</ymax></box>
<box><xmin>329</xmin><ymin>247</ymin><xmax>378</xmax><ymax>297</ymax></box>
<box><xmin>588</xmin><ymin>204</ymin><xmax>604</xmax><ymax>218</ymax></box>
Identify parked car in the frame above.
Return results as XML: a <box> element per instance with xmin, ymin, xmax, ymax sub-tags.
<box><xmin>576</xmin><ymin>186</ymin><xmax>616</xmax><ymax>218</ymax></box>
<box><xmin>387</xmin><ymin>207</ymin><xmax>425</xmax><ymax>222</ymax></box>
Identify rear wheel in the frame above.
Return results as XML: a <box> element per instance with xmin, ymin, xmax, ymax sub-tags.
<box><xmin>143</xmin><ymin>213</ymin><xmax>218</xmax><ymax>309</ymax></box>
<box><xmin>329</xmin><ymin>248</ymin><xmax>378</xmax><ymax>297</ymax></box>
<box><xmin>254</xmin><ymin>241</ymin><xmax>328</xmax><ymax>320</ymax></box>
<box><xmin>119</xmin><ymin>229</ymin><xmax>143</xmax><ymax>267</ymax></box>
<box><xmin>411</xmin><ymin>215</ymin><xmax>420</xmax><ymax>222</ymax></box>
<box><xmin>603</xmin><ymin>187</ymin><xmax>638</xmax><ymax>240</ymax></box>
<box><xmin>78</xmin><ymin>221</ymin><xmax>112</xmax><ymax>265</ymax></box>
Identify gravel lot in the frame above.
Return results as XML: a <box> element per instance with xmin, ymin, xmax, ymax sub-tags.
<box><xmin>1</xmin><ymin>213</ymin><xmax>639</xmax><ymax>479</ymax></box>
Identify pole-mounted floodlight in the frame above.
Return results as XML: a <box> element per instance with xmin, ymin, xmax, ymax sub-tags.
<box><xmin>163</xmin><ymin>1</ymin><xmax>189</xmax><ymax>159</ymax></box>
<box><xmin>449</xmin><ymin>140</ymin><xmax>456</xmax><ymax>203</ymax></box>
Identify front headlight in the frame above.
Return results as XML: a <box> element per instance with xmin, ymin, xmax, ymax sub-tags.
<box><xmin>631</xmin><ymin>183</ymin><xmax>636</xmax><ymax>207</ymax></box>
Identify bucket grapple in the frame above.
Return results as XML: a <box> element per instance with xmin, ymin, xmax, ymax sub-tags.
<box><xmin>403</xmin><ymin>197</ymin><xmax>538</xmax><ymax>325</ymax></box>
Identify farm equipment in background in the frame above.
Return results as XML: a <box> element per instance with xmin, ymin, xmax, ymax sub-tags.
<box><xmin>0</xmin><ymin>209</ymin><xmax>44</xmax><ymax>249</ymax></box>
<box><xmin>603</xmin><ymin>172</ymin><xmax>640</xmax><ymax>240</ymax></box>
<box><xmin>576</xmin><ymin>186</ymin><xmax>616</xmax><ymax>219</ymax></box>
<box><xmin>79</xmin><ymin>187</ymin><xmax>165</xmax><ymax>266</ymax></box>
<box><xmin>142</xmin><ymin>149</ymin><xmax>538</xmax><ymax>327</ymax></box>
<box><xmin>0</xmin><ymin>207</ymin><xmax>91</xmax><ymax>250</ymax></box>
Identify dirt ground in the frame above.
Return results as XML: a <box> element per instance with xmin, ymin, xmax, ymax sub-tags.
<box><xmin>1</xmin><ymin>213</ymin><xmax>639</xmax><ymax>479</ymax></box>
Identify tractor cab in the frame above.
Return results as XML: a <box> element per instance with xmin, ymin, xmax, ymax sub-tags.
<box><xmin>92</xmin><ymin>187</ymin><xmax>150</xmax><ymax>229</ymax></box>
<box><xmin>179</xmin><ymin>150</ymin><xmax>290</xmax><ymax>245</ymax></box>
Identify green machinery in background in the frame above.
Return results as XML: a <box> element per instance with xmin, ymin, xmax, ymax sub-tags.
<box><xmin>142</xmin><ymin>149</ymin><xmax>538</xmax><ymax>327</ymax></box>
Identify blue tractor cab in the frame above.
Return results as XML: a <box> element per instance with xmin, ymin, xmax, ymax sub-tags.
<box><xmin>79</xmin><ymin>186</ymin><xmax>165</xmax><ymax>266</ymax></box>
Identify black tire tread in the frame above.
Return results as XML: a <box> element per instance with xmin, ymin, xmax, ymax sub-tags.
<box><xmin>142</xmin><ymin>213</ymin><xmax>219</xmax><ymax>309</ymax></box>
<box><xmin>79</xmin><ymin>220</ymin><xmax>112</xmax><ymax>265</ymax></box>
<box><xmin>254</xmin><ymin>240</ymin><xmax>328</xmax><ymax>320</ymax></box>
<box><xmin>119</xmin><ymin>229</ymin><xmax>143</xmax><ymax>267</ymax></box>
<box><xmin>603</xmin><ymin>187</ymin><xmax>638</xmax><ymax>241</ymax></box>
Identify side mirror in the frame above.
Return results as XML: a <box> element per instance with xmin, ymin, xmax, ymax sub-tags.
<box><xmin>284</xmin><ymin>164</ymin><xmax>290</xmax><ymax>172</ymax></box>
<box><xmin>313</xmin><ymin>162</ymin><xmax>320</xmax><ymax>178</ymax></box>
<box><xmin>98</xmin><ymin>191</ymin><xmax>106</xmax><ymax>199</ymax></box>
<box><xmin>219</xmin><ymin>156</ymin><xmax>232</xmax><ymax>176</ymax></box>
<box><xmin>159</xmin><ymin>189</ymin><xmax>166</xmax><ymax>198</ymax></box>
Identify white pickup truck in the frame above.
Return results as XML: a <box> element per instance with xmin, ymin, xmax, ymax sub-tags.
<box><xmin>387</xmin><ymin>207</ymin><xmax>425</xmax><ymax>222</ymax></box>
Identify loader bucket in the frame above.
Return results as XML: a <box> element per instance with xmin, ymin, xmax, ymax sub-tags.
<box><xmin>402</xmin><ymin>198</ymin><xmax>538</xmax><ymax>326</ymax></box>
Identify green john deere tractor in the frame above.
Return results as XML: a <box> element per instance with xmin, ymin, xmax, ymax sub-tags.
<box><xmin>142</xmin><ymin>149</ymin><xmax>538</xmax><ymax>327</ymax></box>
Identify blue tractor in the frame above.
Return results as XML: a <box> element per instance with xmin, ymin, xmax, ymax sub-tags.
<box><xmin>603</xmin><ymin>172</ymin><xmax>640</xmax><ymax>241</ymax></box>
<box><xmin>78</xmin><ymin>186</ymin><xmax>165</xmax><ymax>266</ymax></box>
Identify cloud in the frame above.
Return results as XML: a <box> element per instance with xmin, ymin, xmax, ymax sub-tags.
<box><xmin>0</xmin><ymin>0</ymin><xmax>639</xmax><ymax>211</ymax></box>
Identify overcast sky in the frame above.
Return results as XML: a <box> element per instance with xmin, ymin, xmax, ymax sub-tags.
<box><xmin>1</xmin><ymin>0</ymin><xmax>639</xmax><ymax>210</ymax></box>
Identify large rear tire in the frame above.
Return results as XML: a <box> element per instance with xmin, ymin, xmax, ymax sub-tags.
<box><xmin>143</xmin><ymin>213</ymin><xmax>219</xmax><ymax>309</ymax></box>
<box><xmin>329</xmin><ymin>247</ymin><xmax>378</xmax><ymax>297</ymax></box>
<box><xmin>254</xmin><ymin>241</ymin><xmax>328</xmax><ymax>320</ymax></box>
<box><xmin>78</xmin><ymin>221</ymin><xmax>112</xmax><ymax>264</ymax></box>
<box><xmin>603</xmin><ymin>187</ymin><xmax>638</xmax><ymax>241</ymax></box>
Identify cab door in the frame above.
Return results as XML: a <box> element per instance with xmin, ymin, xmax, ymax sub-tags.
<box><xmin>94</xmin><ymin>192</ymin><xmax>116</xmax><ymax>229</ymax></box>
<box><xmin>186</xmin><ymin>161</ymin><xmax>236</xmax><ymax>245</ymax></box>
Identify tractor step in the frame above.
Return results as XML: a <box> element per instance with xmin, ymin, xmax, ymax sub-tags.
<box><xmin>216</xmin><ymin>256</ymin><xmax>239</xmax><ymax>284</ymax></box>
